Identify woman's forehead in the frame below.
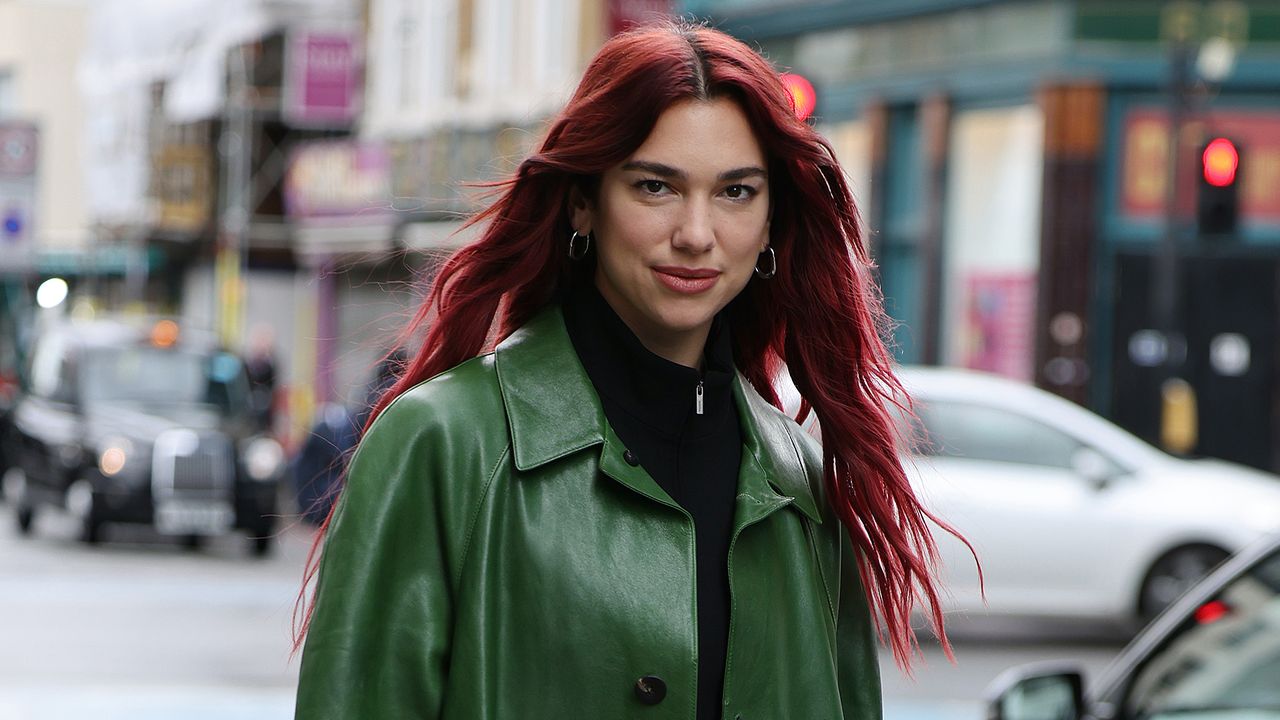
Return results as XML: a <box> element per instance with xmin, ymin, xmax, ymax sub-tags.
<box><xmin>620</xmin><ymin>98</ymin><xmax>766</xmax><ymax>177</ymax></box>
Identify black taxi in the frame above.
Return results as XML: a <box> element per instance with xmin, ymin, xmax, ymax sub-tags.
<box><xmin>1</xmin><ymin>317</ymin><xmax>283</xmax><ymax>555</ymax></box>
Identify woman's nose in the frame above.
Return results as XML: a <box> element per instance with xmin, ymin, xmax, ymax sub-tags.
<box><xmin>671</xmin><ymin>200</ymin><xmax>715</xmax><ymax>253</ymax></box>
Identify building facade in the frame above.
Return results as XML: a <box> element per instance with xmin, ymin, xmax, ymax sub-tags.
<box><xmin>685</xmin><ymin>0</ymin><xmax>1280</xmax><ymax>471</ymax></box>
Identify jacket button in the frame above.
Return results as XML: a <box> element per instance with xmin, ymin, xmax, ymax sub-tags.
<box><xmin>623</xmin><ymin>449</ymin><xmax>640</xmax><ymax>466</ymax></box>
<box><xmin>633</xmin><ymin>675</ymin><xmax>666</xmax><ymax>705</ymax></box>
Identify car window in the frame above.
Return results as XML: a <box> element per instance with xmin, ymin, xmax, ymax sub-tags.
<box><xmin>79</xmin><ymin>346</ymin><xmax>251</xmax><ymax>415</ymax></box>
<box><xmin>1123</xmin><ymin>547</ymin><xmax>1280</xmax><ymax>719</ymax></box>
<box><xmin>28</xmin><ymin>334</ymin><xmax>75</xmax><ymax>404</ymax></box>
<box><xmin>915</xmin><ymin>401</ymin><xmax>1084</xmax><ymax>470</ymax></box>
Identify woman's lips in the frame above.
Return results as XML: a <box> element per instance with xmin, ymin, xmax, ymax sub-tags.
<box><xmin>652</xmin><ymin>266</ymin><xmax>720</xmax><ymax>294</ymax></box>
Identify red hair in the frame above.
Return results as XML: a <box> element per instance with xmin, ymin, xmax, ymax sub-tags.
<box><xmin>295</xmin><ymin>21</ymin><xmax>970</xmax><ymax>669</ymax></box>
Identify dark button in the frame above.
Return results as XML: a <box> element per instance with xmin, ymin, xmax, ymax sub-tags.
<box><xmin>623</xmin><ymin>449</ymin><xmax>640</xmax><ymax>466</ymax></box>
<box><xmin>633</xmin><ymin>675</ymin><xmax>666</xmax><ymax>705</ymax></box>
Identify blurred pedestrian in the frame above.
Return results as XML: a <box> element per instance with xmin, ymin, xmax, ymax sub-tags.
<box><xmin>244</xmin><ymin>324</ymin><xmax>278</xmax><ymax>432</ymax></box>
<box><xmin>290</xmin><ymin>349</ymin><xmax>407</xmax><ymax>525</ymax></box>
<box><xmin>295</xmin><ymin>21</ymin><xmax>966</xmax><ymax>719</ymax></box>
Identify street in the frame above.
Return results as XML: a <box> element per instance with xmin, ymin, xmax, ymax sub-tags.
<box><xmin>0</xmin><ymin>503</ymin><xmax>1125</xmax><ymax>719</ymax></box>
<box><xmin>0</xmin><ymin>507</ymin><xmax>307</xmax><ymax>720</ymax></box>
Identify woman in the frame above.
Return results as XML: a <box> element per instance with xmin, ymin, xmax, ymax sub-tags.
<box><xmin>295</xmin><ymin>21</ymin><xmax>963</xmax><ymax>719</ymax></box>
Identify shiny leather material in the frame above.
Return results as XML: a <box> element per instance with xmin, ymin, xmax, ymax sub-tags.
<box><xmin>296</xmin><ymin>306</ymin><xmax>882</xmax><ymax>719</ymax></box>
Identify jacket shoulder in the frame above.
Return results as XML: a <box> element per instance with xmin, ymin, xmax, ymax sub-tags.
<box><xmin>370</xmin><ymin>353</ymin><xmax>505</xmax><ymax>439</ymax></box>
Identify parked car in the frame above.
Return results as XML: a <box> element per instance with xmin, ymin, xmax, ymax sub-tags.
<box><xmin>1</xmin><ymin>317</ymin><xmax>284</xmax><ymax>555</ymax></box>
<box><xmin>986</xmin><ymin>532</ymin><xmax>1280</xmax><ymax>720</ymax></box>
<box><xmin>780</xmin><ymin>365</ymin><xmax>1280</xmax><ymax>624</ymax></box>
<box><xmin>895</xmin><ymin>366</ymin><xmax>1280</xmax><ymax>624</ymax></box>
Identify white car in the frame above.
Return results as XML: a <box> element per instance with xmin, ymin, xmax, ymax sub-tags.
<box><xmin>782</xmin><ymin>366</ymin><xmax>1280</xmax><ymax>625</ymax></box>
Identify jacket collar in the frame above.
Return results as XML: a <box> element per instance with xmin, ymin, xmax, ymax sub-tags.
<box><xmin>494</xmin><ymin>305</ymin><xmax>822</xmax><ymax>524</ymax></box>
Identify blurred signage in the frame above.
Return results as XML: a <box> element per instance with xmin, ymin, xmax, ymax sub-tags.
<box><xmin>608</xmin><ymin>0</ymin><xmax>674</xmax><ymax>34</ymax></box>
<box><xmin>0</xmin><ymin>122</ymin><xmax>38</xmax><ymax>177</ymax></box>
<box><xmin>283</xmin><ymin>29</ymin><xmax>362</xmax><ymax>127</ymax></box>
<box><xmin>388</xmin><ymin>125</ymin><xmax>539</xmax><ymax>215</ymax></box>
<box><xmin>285</xmin><ymin>140</ymin><xmax>391</xmax><ymax>221</ymax></box>
<box><xmin>1121</xmin><ymin>108</ymin><xmax>1280</xmax><ymax>223</ymax></box>
<box><xmin>0</xmin><ymin>121</ymin><xmax>38</xmax><ymax>271</ymax></box>
<box><xmin>153</xmin><ymin>144</ymin><xmax>213</xmax><ymax>234</ymax></box>
<box><xmin>962</xmin><ymin>273</ymin><xmax>1035</xmax><ymax>382</ymax></box>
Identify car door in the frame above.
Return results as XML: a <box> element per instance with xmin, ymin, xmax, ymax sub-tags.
<box><xmin>12</xmin><ymin>333</ymin><xmax>81</xmax><ymax>498</ymax></box>
<box><xmin>910</xmin><ymin>399</ymin><xmax>1129</xmax><ymax>618</ymax></box>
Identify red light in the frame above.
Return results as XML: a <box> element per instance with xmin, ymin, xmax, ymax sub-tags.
<box><xmin>1194</xmin><ymin>599</ymin><xmax>1232</xmax><ymax>625</ymax></box>
<box><xmin>780</xmin><ymin>73</ymin><xmax>816</xmax><ymax>122</ymax></box>
<box><xmin>1202</xmin><ymin>138</ymin><xmax>1239</xmax><ymax>187</ymax></box>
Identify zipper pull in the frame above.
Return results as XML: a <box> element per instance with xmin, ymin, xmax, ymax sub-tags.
<box><xmin>695</xmin><ymin>380</ymin><xmax>704</xmax><ymax>415</ymax></box>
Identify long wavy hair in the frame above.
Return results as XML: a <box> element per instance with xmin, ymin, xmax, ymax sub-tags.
<box><xmin>296</xmin><ymin>20</ymin><xmax>969</xmax><ymax>668</ymax></box>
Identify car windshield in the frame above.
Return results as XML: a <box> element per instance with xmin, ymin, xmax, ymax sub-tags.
<box><xmin>80</xmin><ymin>346</ymin><xmax>250</xmax><ymax>415</ymax></box>
<box><xmin>1126</xmin><ymin>546</ymin><xmax>1280</xmax><ymax>720</ymax></box>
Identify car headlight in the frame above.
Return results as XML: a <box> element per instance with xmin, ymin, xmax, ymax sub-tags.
<box><xmin>245</xmin><ymin>437</ymin><xmax>285</xmax><ymax>481</ymax></box>
<box><xmin>98</xmin><ymin>437</ymin><xmax>135</xmax><ymax>477</ymax></box>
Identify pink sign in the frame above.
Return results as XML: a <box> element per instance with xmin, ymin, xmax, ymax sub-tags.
<box><xmin>608</xmin><ymin>0</ymin><xmax>674</xmax><ymax>35</ymax></box>
<box><xmin>962</xmin><ymin>273</ymin><xmax>1036</xmax><ymax>382</ymax></box>
<box><xmin>284</xmin><ymin>30</ymin><xmax>361</xmax><ymax>127</ymax></box>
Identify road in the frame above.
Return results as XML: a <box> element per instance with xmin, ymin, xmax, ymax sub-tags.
<box><xmin>0</xmin><ymin>505</ymin><xmax>1124</xmax><ymax>719</ymax></box>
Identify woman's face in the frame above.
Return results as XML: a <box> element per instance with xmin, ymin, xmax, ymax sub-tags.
<box><xmin>572</xmin><ymin>97</ymin><xmax>771</xmax><ymax>367</ymax></box>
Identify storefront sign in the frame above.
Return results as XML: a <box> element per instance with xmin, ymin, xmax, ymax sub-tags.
<box><xmin>962</xmin><ymin>273</ymin><xmax>1036</xmax><ymax>382</ymax></box>
<box><xmin>283</xmin><ymin>29</ymin><xmax>362</xmax><ymax>127</ymax></box>
<box><xmin>609</xmin><ymin>0</ymin><xmax>674</xmax><ymax>34</ymax></box>
<box><xmin>154</xmin><ymin>144</ymin><xmax>213</xmax><ymax>234</ymax></box>
<box><xmin>0</xmin><ymin>122</ymin><xmax>38</xmax><ymax>271</ymax></box>
<box><xmin>285</xmin><ymin>140</ymin><xmax>391</xmax><ymax>221</ymax></box>
<box><xmin>1121</xmin><ymin>108</ymin><xmax>1280</xmax><ymax>224</ymax></box>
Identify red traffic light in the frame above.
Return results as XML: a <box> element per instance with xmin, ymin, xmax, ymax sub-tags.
<box><xmin>780</xmin><ymin>73</ymin><xmax>816</xmax><ymax>122</ymax></box>
<box><xmin>1202</xmin><ymin>137</ymin><xmax>1239</xmax><ymax>187</ymax></box>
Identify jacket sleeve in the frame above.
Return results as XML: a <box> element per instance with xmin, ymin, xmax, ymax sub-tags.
<box><xmin>295</xmin><ymin>393</ymin><xmax>458</xmax><ymax>719</ymax></box>
<box><xmin>837</xmin><ymin>530</ymin><xmax>884</xmax><ymax>719</ymax></box>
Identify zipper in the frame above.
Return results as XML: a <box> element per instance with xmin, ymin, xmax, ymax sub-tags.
<box><xmin>695</xmin><ymin>380</ymin><xmax>704</xmax><ymax>415</ymax></box>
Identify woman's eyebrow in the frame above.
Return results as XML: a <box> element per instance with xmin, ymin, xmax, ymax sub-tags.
<box><xmin>621</xmin><ymin>160</ymin><xmax>767</xmax><ymax>182</ymax></box>
<box><xmin>622</xmin><ymin>160</ymin><xmax>685</xmax><ymax>178</ymax></box>
<box><xmin>718</xmin><ymin>166</ymin><xmax>767</xmax><ymax>182</ymax></box>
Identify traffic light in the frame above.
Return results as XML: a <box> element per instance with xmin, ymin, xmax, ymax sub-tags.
<box><xmin>780</xmin><ymin>73</ymin><xmax>816</xmax><ymax>122</ymax></box>
<box><xmin>1197</xmin><ymin>137</ymin><xmax>1241</xmax><ymax>237</ymax></box>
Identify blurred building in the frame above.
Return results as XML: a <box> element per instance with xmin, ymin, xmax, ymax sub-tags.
<box><xmin>0</xmin><ymin>0</ymin><xmax>96</xmax><ymax>389</ymax></box>
<box><xmin>285</xmin><ymin>0</ymin><xmax>659</xmax><ymax>419</ymax></box>
<box><xmin>69</xmin><ymin>0</ymin><xmax>669</xmax><ymax>446</ymax></box>
<box><xmin>80</xmin><ymin>0</ymin><xmax>366</xmax><ymax>442</ymax></box>
<box><xmin>686</xmin><ymin>0</ymin><xmax>1280</xmax><ymax>472</ymax></box>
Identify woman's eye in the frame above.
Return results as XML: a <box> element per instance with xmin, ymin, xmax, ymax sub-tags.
<box><xmin>724</xmin><ymin>185</ymin><xmax>756</xmax><ymax>200</ymax></box>
<box><xmin>638</xmin><ymin>180</ymin><xmax>666</xmax><ymax>194</ymax></box>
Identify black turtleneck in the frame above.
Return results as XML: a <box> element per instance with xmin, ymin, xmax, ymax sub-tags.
<box><xmin>563</xmin><ymin>282</ymin><xmax>741</xmax><ymax>720</ymax></box>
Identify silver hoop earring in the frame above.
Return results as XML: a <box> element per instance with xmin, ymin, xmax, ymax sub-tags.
<box><xmin>568</xmin><ymin>231</ymin><xmax>592</xmax><ymax>260</ymax></box>
<box><xmin>754</xmin><ymin>247</ymin><xmax>776</xmax><ymax>279</ymax></box>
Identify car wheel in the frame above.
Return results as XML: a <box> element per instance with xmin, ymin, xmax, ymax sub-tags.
<box><xmin>1138</xmin><ymin>543</ymin><xmax>1231</xmax><ymax>620</ymax></box>
<box><xmin>5</xmin><ymin>468</ymin><xmax>35</xmax><ymax>536</ymax></box>
<box><xmin>67</xmin><ymin>479</ymin><xmax>103</xmax><ymax>545</ymax></box>
<box><xmin>15</xmin><ymin>503</ymin><xmax>35</xmax><ymax>535</ymax></box>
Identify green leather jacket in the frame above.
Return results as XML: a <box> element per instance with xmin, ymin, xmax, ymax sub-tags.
<box><xmin>295</xmin><ymin>306</ymin><xmax>882</xmax><ymax>719</ymax></box>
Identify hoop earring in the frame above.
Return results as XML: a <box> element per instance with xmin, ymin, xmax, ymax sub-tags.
<box><xmin>754</xmin><ymin>246</ymin><xmax>776</xmax><ymax>279</ymax></box>
<box><xmin>568</xmin><ymin>231</ymin><xmax>592</xmax><ymax>260</ymax></box>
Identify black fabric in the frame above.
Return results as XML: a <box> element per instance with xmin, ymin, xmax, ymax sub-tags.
<box><xmin>564</xmin><ymin>281</ymin><xmax>741</xmax><ymax>720</ymax></box>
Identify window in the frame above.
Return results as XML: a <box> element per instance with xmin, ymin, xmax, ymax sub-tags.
<box><xmin>916</xmin><ymin>401</ymin><xmax>1082</xmax><ymax>469</ymax></box>
<box><xmin>1125</xmin><ymin>547</ymin><xmax>1280</xmax><ymax>716</ymax></box>
<box><xmin>28</xmin><ymin>334</ymin><xmax>75</xmax><ymax>404</ymax></box>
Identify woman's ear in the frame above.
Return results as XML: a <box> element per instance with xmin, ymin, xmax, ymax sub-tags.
<box><xmin>568</xmin><ymin>185</ymin><xmax>593</xmax><ymax>235</ymax></box>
